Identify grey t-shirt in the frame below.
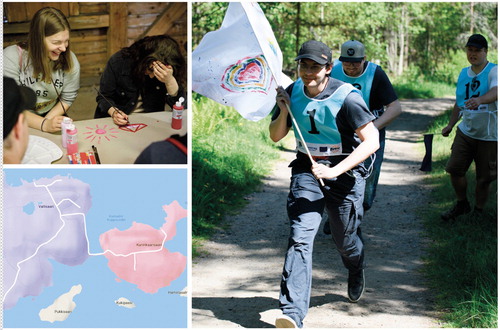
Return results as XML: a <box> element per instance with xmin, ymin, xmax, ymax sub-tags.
<box><xmin>3</xmin><ymin>44</ymin><xmax>80</xmax><ymax>115</ymax></box>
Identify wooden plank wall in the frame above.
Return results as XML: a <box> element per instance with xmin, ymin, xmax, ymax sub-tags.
<box><xmin>3</xmin><ymin>2</ymin><xmax>187</xmax><ymax>83</ymax></box>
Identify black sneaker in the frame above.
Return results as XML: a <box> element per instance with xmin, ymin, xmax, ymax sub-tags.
<box><xmin>348</xmin><ymin>269</ymin><xmax>365</xmax><ymax>303</ymax></box>
<box><xmin>441</xmin><ymin>200</ymin><xmax>471</xmax><ymax>222</ymax></box>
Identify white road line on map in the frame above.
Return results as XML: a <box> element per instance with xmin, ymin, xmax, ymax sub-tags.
<box><xmin>35</xmin><ymin>179</ymin><xmax>62</xmax><ymax>188</ymax></box>
<box><xmin>89</xmin><ymin>229</ymin><xmax>168</xmax><ymax>271</ymax></box>
<box><xmin>4</xmin><ymin>179</ymin><xmax>169</xmax><ymax>305</ymax></box>
<box><xmin>57</xmin><ymin>198</ymin><xmax>82</xmax><ymax>208</ymax></box>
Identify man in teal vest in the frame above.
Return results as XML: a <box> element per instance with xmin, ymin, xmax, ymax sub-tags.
<box><xmin>441</xmin><ymin>34</ymin><xmax>497</xmax><ymax>221</ymax></box>
<box><xmin>324</xmin><ymin>40</ymin><xmax>401</xmax><ymax>235</ymax></box>
<box><xmin>270</xmin><ymin>40</ymin><xmax>379</xmax><ymax>328</ymax></box>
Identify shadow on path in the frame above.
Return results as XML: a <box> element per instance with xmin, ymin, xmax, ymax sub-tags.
<box><xmin>192</xmin><ymin>98</ymin><xmax>454</xmax><ymax>328</ymax></box>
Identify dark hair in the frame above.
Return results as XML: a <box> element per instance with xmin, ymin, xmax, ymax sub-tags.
<box><xmin>23</xmin><ymin>7</ymin><xmax>73</xmax><ymax>82</ymax></box>
<box><xmin>123</xmin><ymin>35</ymin><xmax>186</xmax><ymax>89</ymax></box>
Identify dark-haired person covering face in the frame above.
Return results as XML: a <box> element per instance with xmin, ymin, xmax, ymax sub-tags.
<box><xmin>3</xmin><ymin>7</ymin><xmax>79</xmax><ymax>133</ymax></box>
<box><xmin>95</xmin><ymin>35</ymin><xmax>187</xmax><ymax>126</ymax></box>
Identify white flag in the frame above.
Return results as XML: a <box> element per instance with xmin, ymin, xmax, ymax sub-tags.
<box><xmin>192</xmin><ymin>2</ymin><xmax>289</xmax><ymax>121</ymax></box>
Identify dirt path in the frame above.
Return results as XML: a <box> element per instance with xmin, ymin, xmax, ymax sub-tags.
<box><xmin>192</xmin><ymin>98</ymin><xmax>455</xmax><ymax>328</ymax></box>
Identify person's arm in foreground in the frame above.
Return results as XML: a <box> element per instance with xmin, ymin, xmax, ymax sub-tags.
<box><xmin>464</xmin><ymin>86</ymin><xmax>498</xmax><ymax>110</ymax></box>
<box><xmin>269</xmin><ymin>86</ymin><xmax>292</xmax><ymax>142</ymax></box>
<box><xmin>441</xmin><ymin>103</ymin><xmax>462</xmax><ymax>137</ymax></box>
<box><xmin>312</xmin><ymin>122</ymin><xmax>379</xmax><ymax>179</ymax></box>
<box><xmin>26</xmin><ymin>101</ymin><xmax>70</xmax><ymax>133</ymax></box>
<box><xmin>373</xmin><ymin>99</ymin><xmax>402</xmax><ymax>130</ymax></box>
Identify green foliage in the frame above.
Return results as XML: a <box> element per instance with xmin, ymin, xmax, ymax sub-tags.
<box><xmin>191</xmin><ymin>3</ymin><xmax>498</xmax><ymax>323</ymax></box>
<box><xmin>392</xmin><ymin>68</ymin><xmax>456</xmax><ymax>99</ymax></box>
<box><xmin>411</xmin><ymin>2</ymin><xmax>464</xmax><ymax>76</ymax></box>
<box><xmin>260</xmin><ymin>2</ymin><xmax>298</xmax><ymax>73</ymax></box>
<box><xmin>192</xmin><ymin>2</ymin><xmax>498</xmax><ymax>78</ymax></box>
<box><xmin>420</xmin><ymin>111</ymin><xmax>498</xmax><ymax>328</ymax></box>
<box><xmin>192</xmin><ymin>2</ymin><xmax>228</xmax><ymax>47</ymax></box>
<box><xmin>192</xmin><ymin>94</ymin><xmax>284</xmax><ymax>241</ymax></box>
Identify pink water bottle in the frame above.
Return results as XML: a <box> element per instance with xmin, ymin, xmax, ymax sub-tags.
<box><xmin>61</xmin><ymin>117</ymin><xmax>72</xmax><ymax>148</ymax></box>
<box><xmin>66</xmin><ymin>124</ymin><xmax>79</xmax><ymax>155</ymax></box>
<box><xmin>171</xmin><ymin>97</ymin><xmax>184</xmax><ymax>130</ymax></box>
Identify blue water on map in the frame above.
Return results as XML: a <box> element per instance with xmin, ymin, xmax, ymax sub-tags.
<box><xmin>3</xmin><ymin>168</ymin><xmax>188</xmax><ymax>328</ymax></box>
<box><xmin>22</xmin><ymin>202</ymin><xmax>35</xmax><ymax>215</ymax></box>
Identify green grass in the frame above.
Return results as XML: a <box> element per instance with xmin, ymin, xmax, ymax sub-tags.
<box><xmin>392</xmin><ymin>74</ymin><xmax>496</xmax><ymax>327</ymax></box>
<box><xmin>192</xmin><ymin>80</ymin><xmax>497</xmax><ymax>326</ymax></box>
<box><xmin>419</xmin><ymin>110</ymin><xmax>498</xmax><ymax>328</ymax></box>
<box><xmin>392</xmin><ymin>77</ymin><xmax>455</xmax><ymax>99</ymax></box>
<box><xmin>192</xmin><ymin>94</ymin><xmax>285</xmax><ymax>254</ymax></box>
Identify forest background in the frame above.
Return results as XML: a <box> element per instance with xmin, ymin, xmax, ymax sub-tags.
<box><xmin>193</xmin><ymin>2</ymin><xmax>497</xmax><ymax>86</ymax></box>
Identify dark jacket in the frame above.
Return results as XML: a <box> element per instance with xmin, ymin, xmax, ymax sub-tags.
<box><xmin>134</xmin><ymin>134</ymin><xmax>187</xmax><ymax>164</ymax></box>
<box><xmin>95</xmin><ymin>50</ymin><xmax>186</xmax><ymax>118</ymax></box>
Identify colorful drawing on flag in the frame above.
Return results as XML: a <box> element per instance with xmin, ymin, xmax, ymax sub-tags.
<box><xmin>83</xmin><ymin>124</ymin><xmax>119</xmax><ymax>144</ymax></box>
<box><xmin>118</xmin><ymin>123</ymin><xmax>148</xmax><ymax>133</ymax></box>
<box><xmin>220</xmin><ymin>55</ymin><xmax>272</xmax><ymax>94</ymax></box>
<box><xmin>267</xmin><ymin>38</ymin><xmax>279</xmax><ymax>57</ymax></box>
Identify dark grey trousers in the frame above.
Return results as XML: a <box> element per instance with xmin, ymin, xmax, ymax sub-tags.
<box><xmin>279</xmin><ymin>171</ymin><xmax>365</xmax><ymax>327</ymax></box>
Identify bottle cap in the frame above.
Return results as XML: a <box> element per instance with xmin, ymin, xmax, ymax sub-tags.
<box><xmin>66</xmin><ymin>124</ymin><xmax>76</xmax><ymax>133</ymax></box>
<box><xmin>175</xmin><ymin>97</ymin><xmax>185</xmax><ymax>108</ymax></box>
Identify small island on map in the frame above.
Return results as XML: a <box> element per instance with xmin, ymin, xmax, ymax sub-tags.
<box><xmin>39</xmin><ymin>285</ymin><xmax>82</xmax><ymax>323</ymax></box>
<box><xmin>115</xmin><ymin>297</ymin><xmax>136</xmax><ymax>309</ymax></box>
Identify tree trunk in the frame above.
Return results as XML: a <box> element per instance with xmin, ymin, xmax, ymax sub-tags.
<box><xmin>386</xmin><ymin>29</ymin><xmax>397</xmax><ymax>74</ymax></box>
<box><xmin>470</xmin><ymin>2</ymin><xmax>474</xmax><ymax>34</ymax></box>
<box><xmin>397</xmin><ymin>4</ymin><xmax>405</xmax><ymax>76</ymax></box>
<box><xmin>296</xmin><ymin>2</ymin><xmax>301</xmax><ymax>55</ymax></box>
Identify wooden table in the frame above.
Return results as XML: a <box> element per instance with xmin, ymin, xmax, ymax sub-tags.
<box><xmin>28</xmin><ymin>111</ymin><xmax>187</xmax><ymax>164</ymax></box>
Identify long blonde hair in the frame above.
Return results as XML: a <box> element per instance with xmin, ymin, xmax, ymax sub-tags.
<box><xmin>25</xmin><ymin>7</ymin><xmax>73</xmax><ymax>82</ymax></box>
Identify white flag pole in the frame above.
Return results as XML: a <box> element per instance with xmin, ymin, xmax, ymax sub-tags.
<box><xmin>238</xmin><ymin>3</ymin><xmax>326</xmax><ymax>185</ymax></box>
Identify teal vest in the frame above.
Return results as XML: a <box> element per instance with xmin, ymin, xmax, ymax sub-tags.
<box><xmin>290</xmin><ymin>79</ymin><xmax>359</xmax><ymax>156</ymax></box>
<box><xmin>456</xmin><ymin>62</ymin><xmax>497</xmax><ymax>141</ymax></box>
<box><xmin>331</xmin><ymin>60</ymin><xmax>377</xmax><ymax>109</ymax></box>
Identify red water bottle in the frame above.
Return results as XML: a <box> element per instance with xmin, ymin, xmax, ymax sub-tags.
<box><xmin>171</xmin><ymin>97</ymin><xmax>184</xmax><ymax>130</ymax></box>
<box><xmin>66</xmin><ymin>124</ymin><xmax>79</xmax><ymax>155</ymax></box>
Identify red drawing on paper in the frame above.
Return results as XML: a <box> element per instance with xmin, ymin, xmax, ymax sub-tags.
<box><xmin>118</xmin><ymin>123</ymin><xmax>148</xmax><ymax>133</ymax></box>
<box><xmin>83</xmin><ymin>124</ymin><xmax>120</xmax><ymax>144</ymax></box>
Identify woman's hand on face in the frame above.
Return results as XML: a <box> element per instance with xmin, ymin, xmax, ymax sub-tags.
<box><xmin>153</xmin><ymin>61</ymin><xmax>179</xmax><ymax>96</ymax></box>
<box><xmin>152</xmin><ymin>61</ymin><xmax>173</xmax><ymax>83</ymax></box>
